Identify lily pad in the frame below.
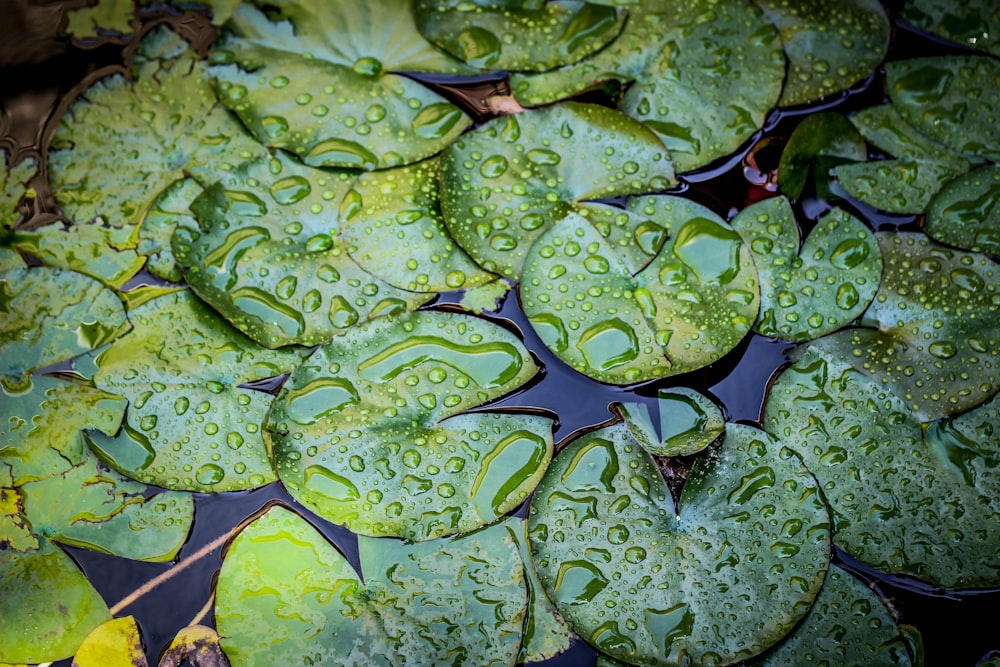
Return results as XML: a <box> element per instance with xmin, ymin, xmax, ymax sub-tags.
<box><xmin>808</xmin><ymin>232</ymin><xmax>1000</xmax><ymax>421</ymax></box>
<box><xmin>752</xmin><ymin>0</ymin><xmax>889</xmax><ymax>107</ymax></box>
<box><xmin>902</xmin><ymin>1</ymin><xmax>1000</xmax><ymax>56</ymax></box>
<box><xmin>90</xmin><ymin>289</ymin><xmax>302</xmax><ymax>492</ymax></box>
<box><xmin>620</xmin><ymin>387</ymin><xmax>725</xmax><ymax>457</ymax></box>
<box><xmin>137</xmin><ymin>177</ymin><xmax>204</xmax><ymax>283</ymax></box>
<box><xmin>215</xmin><ymin>505</ymin><xmax>528</xmax><ymax>666</ymax></box>
<box><xmin>267</xmin><ymin>309</ymin><xmax>553</xmax><ymax>540</ymax></box>
<box><xmin>414</xmin><ymin>0</ymin><xmax>626</xmax><ymax>72</ymax></box>
<box><xmin>159</xmin><ymin>625</ymin><xmax>228</xmax><ymax>667</ymax></box>
<box><xmin>175</xmin><ymin>151</ymin><xmax>435</xmax><ymax>348</ymax></box>
<box><xmin>731</xmin><ymin>196</ymin><xmax>881</xmax><ymax>341</ymax></box>
<box><xmin>886</xmin><ymin>56</ymin><xmax>1000</xmax><ymax>162</ymax></box>
<box><xmin>520</xmin><ymin>195</ymin><xmax>759</xmax><ymax>384</ymax></box>
<box><xmin>71</xmin><ymin>616</ymin><xmax>147</xmax><ymax>667</ymax></box>
<box><xmin>8</xmin><ymin>223</ymin><xmax>145</xmax><ymax>289</ymax></box>
<box><xmin>209</xmin><ymin>0</ymin><xmax>473</xmax><ymax>170</ymax></box>
<box><xmin>528</xmin><ymin>421</ymin><xmax>830</xmax><ymax>665</ymax></box>
<box><xmin>777</xmin><ymin>112</ymin><xmax>867</xmax><ymax>200</ymax></box>
<box><xmin>440</xmin><ymin>101</ymin><xmax>676</xmax><ymax>280</ymax></box>
<box><xmin>67</xmin><ymin>0</ymin><xmax>243</xmax><ymax>39</ymax></box>
<box><xmin>765</xmin><ymin>344</ymin><xmax>1000</xmax><ymax>588</ymax></box>
<box><xmin>925</xmin><ymin>164</ymin><xmax>1000</xmax><ymax>254</ymax></box>
<box><xmin>511</xmin><ymin>0</ymin><xmax>786</xmax><ymax>173</ymax></box>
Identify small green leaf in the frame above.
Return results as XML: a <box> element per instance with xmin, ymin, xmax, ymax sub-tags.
<box><xmin>655</xmin><ymin>387</ymin><xmax>725</xmax><ymax>457</ymax></box>
<box><xmin>925</xmin><ymin>164</ymin><xmax>1000</xmax><ymax>254</ymax></box>
<box><xmin>71</xmin><ymin>616</ymin><xmax>148</xmax><ymax>667</ymax></box>
<box><xmin>902</xmin><ymin>1</ymin><xmax>1000</xmax><ymax>56</ymax></box>
<box><xmin>777</xmin><ymin>112</ymin><xmax>867</xmax><ymax>200</ymax></box>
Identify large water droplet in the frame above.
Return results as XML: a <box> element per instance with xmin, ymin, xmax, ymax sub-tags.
<box><xmin>357</xmin><ymin>336</ymin><xmax>522</xmax><ymax>388</ymax></box>
<box><xmin>553</xmin><ymin>560</ymin><xmax>609</xmax><ymax>604</ymax></box>
<box><xmin>576</xmin><ymin>318</ymin><xmax>639</xmax><ymax>372</ymax></box>
<box><xmin>284</xmin><ymin>377</ymin><xmax>360</xmax><ymax>425</ymax></box>
<box><xmin>305</xmin><ymin>464</ymin><xmax>360</xmax><ymax>502</ymax></box>
<box><xmin>231</xmin><ymin>286</ymin><xmax>306</xmax><ymax>339</ymax></box>
<box><xmin>269</xmin><ymin>175</ymin><xmax>312</xmax><ymax>205</ymax></box>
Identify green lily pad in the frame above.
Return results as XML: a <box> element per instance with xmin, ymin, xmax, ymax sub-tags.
<box><xmin>511</xmin><ymin>517</ymin><xmax>574</xmax><ymax>663</ymax></box>
<box><xmin>90</xmin><ymin>289</ymin><xmax>302</xmax><ymax>492</ymax></box>
<box><xmin>209</xmin><ymin>0</ymin><xmax>473</xmax><ymax>170</ymax></box>
<box><xmin>137</xmin><ymin>177</ymin><xmax>204</xmax><ymax>283</ymax></box>
<box><xmin>752</xmin><ymin>0</ymin><xmax>889</xmax><ymax>107</ymax></box>
<box><xmin>267</xmin><ymin>309</ymin><xmax>552</xmax><ymax>540</ymax></box>
<box><xmin>886</xmin><ymin>56</ymin><xmax>1000</xmax><ymax>162</ymax></box>
<box><xmin>520</xmin><ymin>195</ymin><xmax>758</xmax><ymax>384</ymax></box>
<box><xmin>731</xmin><ymin>196</ymin><xmax>881</xmax><ymax>341</ymax></box>
<box><xmin>511</xmin><ymin>0</ymin><xmax>785</xmax><ymax>173</ymax></box>
<box><xmin>749</xmin><ymin>566</ymin><xmax>913</xmax><ymax>666</ymax></box>
<box><xmin>440</xmin><ymin>102</ymin><xmax>675</xmax><ymax>280</ymax></box>
<box><xmin>620</xmin><ymin>387</ymin><xmax>725</xmax><ymax>457</ymax></box>
<box><xmin>414</xmin><ymin>0</ymin><xmax>626</xmax><ymax>72</ymax></box>
<box><xmin>808</xmin><ymin>232</ymin><xmax>1000</xmax><ymax>421</ymax></box>
<box><xmin>925</xmin><ymin>164</ymin><xmax>1000</xmax><ymax>254</ymax></box>
<box><xmin>765</xmin><ymin>344</ymin><xmax>1000</xmax><ymax>588</ymax></box>
<box><xmin>215</xmin><ymin>505</ymin><xmax>528</xmax><ymax>666</ymax></box>
<box><xmin>902</xmin><ymin>1</ymin><xmax>1000</xmax><ymax>56</ymax></box>
<box><xmin>777</xmin><ymin>112</ymin><xmax>867</xmax><ymax>200</ymax></box>
<box><xmin>71</xmin><ymin>616</ymin><xmax>147</xmax><ymax>667</ymax></box>
<box><xmin>8</xmin><ymin>223</ymin><xmax>144</xmax><ymax>290</ymax></box>
<box><xmin>67</xmin><ymin>0</ymin><xmax>242</xmax><ymax>39</ymax></box>
<box><xmin>528</xmin><ymin>422</ymin><xmax>830</xmax><ymax>665</ymax></box>
<box><xmin>835</xmin><ymin>104</ymin><xmax>978</xmax><ymax>214</ymax></box>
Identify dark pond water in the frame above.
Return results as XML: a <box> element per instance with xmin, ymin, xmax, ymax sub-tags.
<box><xmin>2</xmin><ymin>1</ymin><xmax>1000</xmax><ymax>665</ymax></box>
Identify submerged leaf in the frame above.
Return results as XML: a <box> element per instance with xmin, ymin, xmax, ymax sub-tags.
<box><xmin>71</xmin><ymin>616</ymin><xmax>148</xmax><ymax>667</ymax></box>
<box><xmin>777</xmin><ymin>112</ymin><xmax>867</xmax><ymax>200</ymax></box>
<box><xmin>902</xmin><ymin>1</ymin><xmax>1000</xmax><ymax>56</ymax></box>
<box><xmin>925</xmin><ymin>164</ymin><xmax>1000</xmax><ymax>254</ymax></box>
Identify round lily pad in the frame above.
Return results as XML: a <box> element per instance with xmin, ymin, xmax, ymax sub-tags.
<box><xmin>440</xmin><ymin>101</ymin><xmax>676</xmax><ymax>280</ymax></box>
<box><xmin>528</xmin><ymin>421</ymin><xmax>830</xmax><ymax>666</ymax></box>
<box><xmin>925</xmin><ymin>164</ymin><xmax>1000</xmax><ymax>254</ymax></box>
<box><xmin>267</xmin><ymin>309</ymin><xmax>552</xmax><ymax>540</ymax></box>
<box><xmin>731</xmin><ymin>196</ymin><xmax>881</xmax><ymax>341</ymax></box>
<box><xmin>414</xmin><ymin>0</ymin><xmax>626</xmax><ymax>72</ymax></box>
<box><xmin>520</xmin><ymin>195</ymin><xmax>759</xmax><ymax>384</ymax></box>
<box><xmin>215</xmin><ymin>505</ymin><xmax>528</xmax><ymax>666</ymax></box>
<box><xmin>209</xmin><ymin>0</ymin><xmax>473</xmax><ymax>170</ymax></box>
<box><xmin>902</xmin><ymin>1</ymin><xmax>1000</xmax><ymax>56</ymax></box>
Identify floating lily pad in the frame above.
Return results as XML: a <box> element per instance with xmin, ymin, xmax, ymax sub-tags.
<box><xmin>215</xmin><ymin>505</ymin><xmax>527</xmax><ymax>666</ymax></box>
<box><xmin>209</xmin><ymin>0</ymin><xmax>473</xmax><ymax>170</ymax></box>
<box><xmin>765</xmin><ymin>344</ymin><xmax>1000</xmax><ymax>588</ymax></box>
<box><xmin>808</xmin><ymin>232</ymin><xmax>1000</xmax><ymax>421</ymax></box>
<box><xmin>137</xmin><ymin>177</ymin><xmax>204</xmax><ymax>283</ymax></box>
<box><xmin>925</xmin><ymin>164</ymin><xmax>1000</xmax><ymax>254</ymax></box>
<box><xmin>777</xmin><ymin>112</ymin><xmax>867</xmax><ymax>200</ymax></box>
<box><xmin>160</xmin><ymin>625</ymin><xmax>228</xmax><ymax>667</ymax></box>
<box><xmin>267</xmin><ymin>309</ymin><xmax>552</xmax><ymax>540</ymax></box>
<box><xmin>67</xmin><ymin>0</ymin><xmax>242</xmax><ymax>39</ymax></box>
<box><xmin>9</xmin><ymin>223</ymin><xmax>145</xmax><ymax>289</ymax></box>
<box><xmin>71</xmin><ymin>616</ymin><xmax>147</xmax><ymax>667</ymax></box>
<box><xmin>902</xmin><ymin>1</ymin><xmax>1000</xmax><ymax>56</ymax></box>
<box><xmin>886</xmin><ymin>56</ymin><xmax>1000</xmax><ymax>162</ymax></box>
<box><xmin>620</xmin><ymin>387</ymin><xmax>725</xmax><ymax>457</ymax></box>
<box><xmin>441</xmin><ymin>102</ymin><xmax>675</xmax><ymax>280</ymax></box>
<box><xmin>520</xmin><ymin>195</ymin><xmax>758</xmax><ymax>384</ymax></box>
<box><xmin>529</xmin><ymin>422</ymin><xmax>829</xmax><ymax>665</ymax></box>
<box><xmin>511</xmin><ymin>0</ymin><xmax>785</xmax><ymax>173</ymax></box>
<box><xmin>752</xmin><ymin>0</ymin><xmax>889</xmax><ymax>107</ymax></box>
<box><xmin>175</xmin><ymin>151</ymin><xmax>434</xmax><ymax>348</ymax></box>
<box><xmin>414</xmin><ymin>0</ymin><xmax>626</xmax><ymax>71</ymax></box>
<box><xmin>90</xmin><ymin>289</ymin><xmax>302</xmax><ymax>492</ymax></box>
<box><xmin>0</xmin><ymin>153</ymin><xmax>36</xmax><ymax>272</ymax></box>
<box><xmin>731</xmin><ymin>196</ymin><xmax>881</xmax><ymax>341</ymax></box>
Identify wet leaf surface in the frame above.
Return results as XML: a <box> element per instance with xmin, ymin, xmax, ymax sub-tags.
<box><xmin>268</xmin><ymin>309</ymin><xmax>552</xmax><ymax>540</ymax></box>
<box><xmin>777</xmin><ymin>112</ymin><xmax>867</xmax><ymax>200</ymax></box>
<box><xmin>71</xmin><ymin>616</ymin><xmax>148</xmax><ymax>667</ymax></box>
<box><xmin>209</xmin><ymin>0</ymin><xmax>473</xmax><ymax>170</ymax></box>
<box><xmin>925</xmin><ymin>164</ymin><xmax>1000</xmax><ymax>254</ymax></box>
<box><xmin>215</xmin><ymin>505</ymin><xmax>527</xmax><ymax>666</ymax></box>
<box><xmin>620</xmin><ymin>387</ymin><xmax>725</xmax><ymax>457</ymax></box>
<box><xmin>732</xmin><ymin>196</ymin><xmax>881</xmax><ymax>341</ymax></box>
<box><xmin>902</xmin><ymin>1</ymin><xmax>1000</xmax><ymax>56</ymax></box>
<box><xmin>138</xmin><ymin>177</ymin><xmax>204</xmax><ymax>283</ymax></box>
<box><xmin>529</xmin><ymin>421</ymin><xmax>830</xmax><ymax>665</ymax></box>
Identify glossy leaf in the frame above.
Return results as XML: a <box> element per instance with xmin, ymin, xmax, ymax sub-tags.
<box><xmin>441</xmin><ymin>102</ymin><xmax>675</xmax><ymax>280</ymax></box>
<box><xmin>765</xmin><ymin>344</ymin><xmax>1000</xmax><ymax>588</ymax></box>
<box><xmin>267</xmin><ymin>309</ymin><xmax>552</xmax><ymax>540</ymax></box>
<box><xmin>622</xmin><ymin>387</ymin><xmax>725</xmax><ymax>457</ymax></box>
<box><xmin>809</xmin><ymin>232</ymin><xmax>1000</xmax><ymax>421</ymax></box>
<box><xmin>71</xmin><ymin>616</ymin><xmax>148</xmax><ymax>667</ymax></box>
<box><xmin>414</xmin><ymin>0</ymin><xmax>626</xmax><ymax>72</ymax></box>
<box><xmin>925</xmin><ymin>164</ymin><xmax>1000</xmax><ymax>254</ymax></box>
<box><xmin>215</xmin><ymin>505</ymin><xmax>527</xmax><ymax>666</ymax></box>
<box><xmin>902</xmin><ymin>1</ymin><xmax>1000</xmax><ymax>56</ymax></box>
<box><xmin>777</xmin><ymin>112</ymin><xmax>867</xmax><ymax>200</ymax></box>
<box><xmin>210</xmin><ymin>0</ymin><xmax>473</xmax><ymax>170</ymax></box>
<box><xmin>91</xmin><ymin>289</ymin><xmax>302</xmax><ymax>491</ymax></box>
<box><xmin>529</xmin><ymin>422</ymin><xmax>829</xmax><ymax>665</ymax></box>
<box><xmin>511</xmin><ymin>517</ymin><xmax>574</xmax><ymax>663</ymax></box>
<box><xmin>520</xmin><ymin>195</ymin><xmax>758</xmax><ymax>384</ymax></box>
<box><xmin>732</xmin><ymin>196</ymin><xmax>881</xmax><ymax>341</ymax></box>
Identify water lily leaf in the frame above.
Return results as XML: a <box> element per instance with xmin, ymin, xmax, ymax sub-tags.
<box><xmin>0</xmin><ymin>267</ymin><xmax>129</xmax><ymax>385</ymax></box>
<box><xmin>138</xmin><ymin>177</ymin><xmax>204</xmax><ymax>283</ymax></box>
<box><xmin>648</xmin><ymin>387</ymin><xmax>725</xmax><ymax>457</ymax></box>
<box><xmin>175</xmin><ymin>151</ymin><xmax>433</xmax><ymax>348</ymax></box>
<box><xmin>886</xmin><ymin>56</ymin><xmax>1000</xmax><ymax>162</ymax></box>
<box><xmin>902</xmin><ymin>1</ymin><xmax>1000</xmax><ymax>56</ymax></box>
<box><xmin>414</xmin><ymin>0</ymin><xmax>626</xmax><ymax>72</ymax></box>
<box><xmin>511</xmin><ymin>0</ymin><xmax>785</xmax><ymax>173</ymax></box>
<box><xmin>520</xmin><ymin>195</ymin><xmax>758</xmax><ymax>384</ymax></box>
<box><xmin>528</xmin><ymin>422</ymin><xmax>829</xmax><ymax>665</ymax></box>
<box><xmin>835</xmin><ymin>104</ymin><xmax>978</xmax><ymax>214</ymax></box>
<box><xmin>732</xmin><ymin>196</ymin><xmax>881</xmax><ymax>341</ymax></box>
<box><xmin>215</xmin><ymin>505</ymin><xmax>527</xmax><ymax>666</ymax></box>
<box><xmin>90</xmin><ymin>289</ymin><xmax>302</xmax><ymax>492</ymax></box>
<box><xmin>749</xmin><ymin>567</ymin><xmax>913</xmax><ymax>666</ymax></box>
<box><xmin>159</xmin><ymin>625</ymin><xmax>228</xmax><ymax>667</ymax></box>
<box><xmin>267</xmin><ymin>309</ymin><xmax>552</xmax><ymax>540</ymax></box>
<box><xmin>752</xmin><ymin>0</ymin><xmax>889</xmax><ymax>107</ymax></box>
<box><xmin>0</xmin><ymin>538</ymin><xmax>111</xmax><ymax>664</ymax></box>
<box><xmin>441</xmin><ymin>102</ymin><xmax>675</xmax><ymax>280</ymax></box>
<box><xmin>925</xmin><ymin>164</ymin><xmax>1000</xmax><ymax>254</ymax></box>
<box><xmin>777</xmin><ymin>112</ymin><xmax>867</xmax><ymax>200</ymax></box>
<box><xmin>71</xmin><ymin>616</ymin><xmax>148</xmax><ymax>667</ymax></box>
<box><xmin>765</xmin><ymin>344</ymin><xmax>1000</xmax><ymax>588</ymax></box>
<box><xmin>67</xmin><ymin>0</ymin><xmax>242</xmax><ymax>39</ymax></box>
<box><xmin>8</xmin><ymin>223</ymin><xmax>144</xmax><ymax>289</ymax></box>
<box><xmin>808</xmin><ymin>232</ymin><xmax>1000</xmax><ymax>421</ymax></box>
<box><xmin>209</xmin><ymin>0</ymin><xmax>473</xmax><ymax>170</ymax></box>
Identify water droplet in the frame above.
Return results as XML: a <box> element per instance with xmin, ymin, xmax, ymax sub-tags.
<box><xmin>634</xmin><ymin>221</ymin><xmax>667</xmax><ymax>255</ymax></box>
<box><xmin>561</xmin><ymin>438</ymin><xmax>619</xmax><ymax>494</ymax></box>
<box><xmin>645</xmin><ymin>604</ymin><xmax>694</xmax><ymax>654</ymax></box>
<box><xmin>329</xmin><ymin>296</ymin><xmax>360</xmax><ymax>328</ymax></box>
<box><xmin>412</xmin><ymin>103</ymin><xmax>464</xmax><ymax>140</ymax></box>
<box><xmin>305</xmin><ymin>464</ymin><xmax>360</xmax><ymax>502</ymax></box>
<box><xmin>231</xmin><ymin>287</ymin><xmax>305</xmax><ymax>339</ymax></box>
<box><xmin>554</xmin><ymin>560</ymin><xmax>609</xmax><ymax>604</ymax></box>
<box><xmin>480</xmin><ymin>155</ymin><xmax>509</xmax><ymax>178</ymax></box>
<box><xmin>527</xmin><ymin>149</ymin><xmax>561</xmax><ymax>166</ymax></box>
<box><xmin>305</xmin><ymin>138</ymin><xmax>377</xmax><ymax>170</ymax></box>
<box><xmin>358</xmin><ymin>335</ymin><xmax>523</xmax><ymax>387</ymax></box>
<box><xmin>470</xmin><ymin>430</ymin><xmax>548</xmax><ymax>513</ymax></box>
<box><xmin>269</xmin><ymin>175</ymin><xmax>312</xmax><ymax>205</ymax></box>
<box><xmin>284</xmin><ymin>377</ymin><xmax>360</xmax><ymax>425</ymax></box>
<box><xmin>576</xmin><ymin>318</ymin><xmax>639</xmax><ymax>372</ymax></box>
<box><xmin>352</xmin><ymin>57</ymin><xmax>382</xmax><ymax>76</ymax></box>
<box><xmin>727</xmin><ymin>466</ymin><xmax>775</xmax><ymax>504</ymax></box>
<box><xmin>529</xmin><ymin>313</ymin><xmax>569</xmax><ymax>352</ymax></box>
<box><xmin>223</xmin><ymin>191</ymin><xmax>268</xmax><ymax>217</ymax></box>
<box><xmin>830</xmin><ymin>238</ymin><xmax>870</xmax><ymax>269</ymax></box>
<box><xmin>454</xmin><ymin>26</ymin><xmax>501</xmax><ymax>67</ymax></box>
<box><xmin>195</xmin><ymin>464</ymin><xmax>225</xmax><ymax>486</ymax></box>
<box><xmin>835</xmin><ymin>283</ymin><xmax>860</xmax><ymax>310</ymax></box>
